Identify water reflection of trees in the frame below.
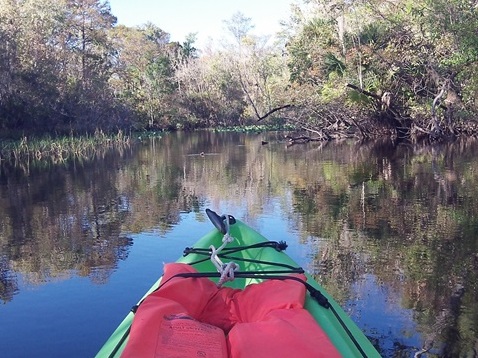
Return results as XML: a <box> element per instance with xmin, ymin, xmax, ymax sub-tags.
<box><xmin>289</xmin><ymin>138</ymin><xmax>478</xmax><ymax>356</ymax></box>
<box><xmin>1</xmin><ymin>132</ymin><xmax>478</xmax><ymax>355</ymax></box>
<box><xmin>134</xmin><ymin>133</ymin><xmax>478</xmax><ymax>356</ymax></box>
<box><xmin>0</xmin><ymin>147</ymin><xmax>136</xmax><ymax>302</ymax></box>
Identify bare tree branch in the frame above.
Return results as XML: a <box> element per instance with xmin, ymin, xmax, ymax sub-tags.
<box><xmin>257</xmin><ymin>104</ymin><xmax>293</xmax><ymax>121</ymax></box>
<box><xmin>346</xmin><ymin>83</ymin><xmax>381</xmax><ymax>100</ymax></box>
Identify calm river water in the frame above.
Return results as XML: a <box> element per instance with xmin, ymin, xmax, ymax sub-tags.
<box><xmin>1</xmin><ymin>131</ymin><xmax>477</xmax><ymax>357</ymax></box>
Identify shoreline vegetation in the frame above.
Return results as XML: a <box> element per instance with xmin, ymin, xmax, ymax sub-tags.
<box><xmin>0</xmin><ymin>130</ymin><xmax>131</xmax><ymax>164</ymax></box>
<box><xmin>1</xmin><ymin>0</ymin><xmax>477</xmax><ymax>150</ymax></box>
<box><xmin>0</xmin><ymin>124</ymin><xmax>293</xmax><ymax>166</ymax></box>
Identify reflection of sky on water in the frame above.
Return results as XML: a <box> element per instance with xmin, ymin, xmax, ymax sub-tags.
<box><xmin>0</xmin><ymin>211</ymin><xmax>213</xmax><ymax>358</ymax></box>
<box><xmin>0</xmin><ymin>201</ymin><xmax>444</xmax><ymax>357</ymax></box>
<box><xmin>0</xmin><ymin>196</ymin><xmax>430</xmax><ymax>358</ymax></box>
<box><xmin>3</xmin><ymin>131</ymin><xmax>476</xmax><ymax>358</ymax></box>
<box><xmin>347</xmin><ymin>273</ymin><xmax>423</xmax><ymax>357</ymax></box>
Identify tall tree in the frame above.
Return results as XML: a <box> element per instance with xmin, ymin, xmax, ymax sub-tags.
<box><xmin>222</xmin><ymin>12</ymin><xmax>291</xmax><ymax>122</ymax></box>
<box><xmin>223</xmin><ymin>11</ymin><xmax>255</xmax><ymax>46</ymax></box>
<box><xmin>0</xmin><ymin>0</ymin><xmax>68</xmax><ymax>131</ymax></box>
<box><xmin>109</xmin><ymin>23</ymin><xmax>179</xmax><ymax>129</ymax></box>
<box><xmin>0</xmin><ymin>0</ymin><xmax>120</xmax><ymax>134</ymax></box>
<box><xmin>59</xmin><ymin>0</ymin><xmax>118</xmax><ymax>131</ymax></box>
<box><xmin>64</xmin><ymin>0</ymin><xmax>116</xmax><ymax>87</ymax></box>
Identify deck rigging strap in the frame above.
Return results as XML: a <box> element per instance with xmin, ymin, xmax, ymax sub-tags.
<box><xmin>183</xmin><ymin>240</ymin><xmax>289</xmax><ymax>255</ymax></box>
<box><xmin>183</xmin><ymin>240</ymin><xmax>297</xmax><ymax>271</ymax></box>
<box><xmin>183</xmin><ymin>240</ymin><xmax>369</xmax><ymax>358</ymax></box>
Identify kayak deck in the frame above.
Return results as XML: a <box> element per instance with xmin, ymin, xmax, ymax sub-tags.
<box><xmin>96</xmin><ymin>215</ymin><xmax>380</xmax><ymax>357</ymax></box>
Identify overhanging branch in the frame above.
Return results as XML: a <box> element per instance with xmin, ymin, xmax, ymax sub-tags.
<box><xmin>257</xmin><ymin>104</ymin><xmax>293</xmax><ymax>121</ymax></box>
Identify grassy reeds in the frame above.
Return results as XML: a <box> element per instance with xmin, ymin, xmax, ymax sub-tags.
<box><xmin>0</xmin><ymin>130</ymin><xmax>132</xmax><ymax>164</ymax></box>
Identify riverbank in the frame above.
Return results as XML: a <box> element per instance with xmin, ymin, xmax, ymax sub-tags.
<box><xmin>0</xmin><ymin>130</ymin><xmax>132</xmax><ymax>164</ymax></box>
<box><xmin>0</xmin><ymin>124</ymin><xmax>297</xmax><ymax>166</ymax></box>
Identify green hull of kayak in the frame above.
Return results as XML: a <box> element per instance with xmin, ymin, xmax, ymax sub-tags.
<box><xmin>96</xmin><ymin>219</ymin><xmax>381</xmax><ymax>357</ymax></box>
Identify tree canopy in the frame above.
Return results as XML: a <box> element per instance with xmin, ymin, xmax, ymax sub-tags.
<box><xmin>0</xmin><ymin>0</ymin><xmax>477</xmax><ymax>140</ymax></box>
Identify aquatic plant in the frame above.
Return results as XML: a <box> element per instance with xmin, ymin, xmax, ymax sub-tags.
<box><xmin>0</xmin><ymin>130</ymin><xmax>133</xmax><ymax>164</ymax></box>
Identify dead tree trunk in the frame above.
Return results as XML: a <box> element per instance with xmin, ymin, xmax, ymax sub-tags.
<box><xmin>431</xmin><ymin>81</ymin><xmax>447</xmax><ymax>139</ymax></box>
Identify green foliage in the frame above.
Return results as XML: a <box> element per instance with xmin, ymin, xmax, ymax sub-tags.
<box><xmin>346</xmin><ymin>90</ymin><xmax>373</xmax><ymax>106</ymax></box>
<box><xmin>287</xmin><ymin>14</ymin><xmax>340</xmax><ymax>86</ymax></box>
<box><xmin>180</xmin><ymin>33</ymin><xmax>198</xmax><ymax>61</ymax></box>
<box><xmin>323</xmin><ymin>52</ymin><xmax>345</xmax><ymax>77</ymax></box>
<box><xmin>283</xmin><ymin>0</ymin><xmax>478</xmax><ymax>137</ymax></box>
<box><xmin>0</xmin><ymin>0</ymin><xmax>119</xmax><ymax>134</ymax></box>
<box><xmin>212</xmin><ymin>123</ymin><xmax>296</xmax><ymax>133</ymax></box>
<box><xmin>1</xmin><ymin>0</ymin><xmax>478</xmax><ymax>137</ymax></box>
<box><xmin>357</xmin><ymin>23</ymin><xmax>389</xmax><ymax>49</ymax></box>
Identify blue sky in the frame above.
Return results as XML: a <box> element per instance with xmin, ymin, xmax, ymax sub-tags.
<box><xmin>108</xmin><ymin>0</ymin><xmax>294</xmax><ymax>48</ymax></box>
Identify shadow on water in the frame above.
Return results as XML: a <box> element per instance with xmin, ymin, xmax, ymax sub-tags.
<box><xmin>1</xmin><ymin>132</ymin><xmax>478</xmax><ymax>356</ymax></box>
